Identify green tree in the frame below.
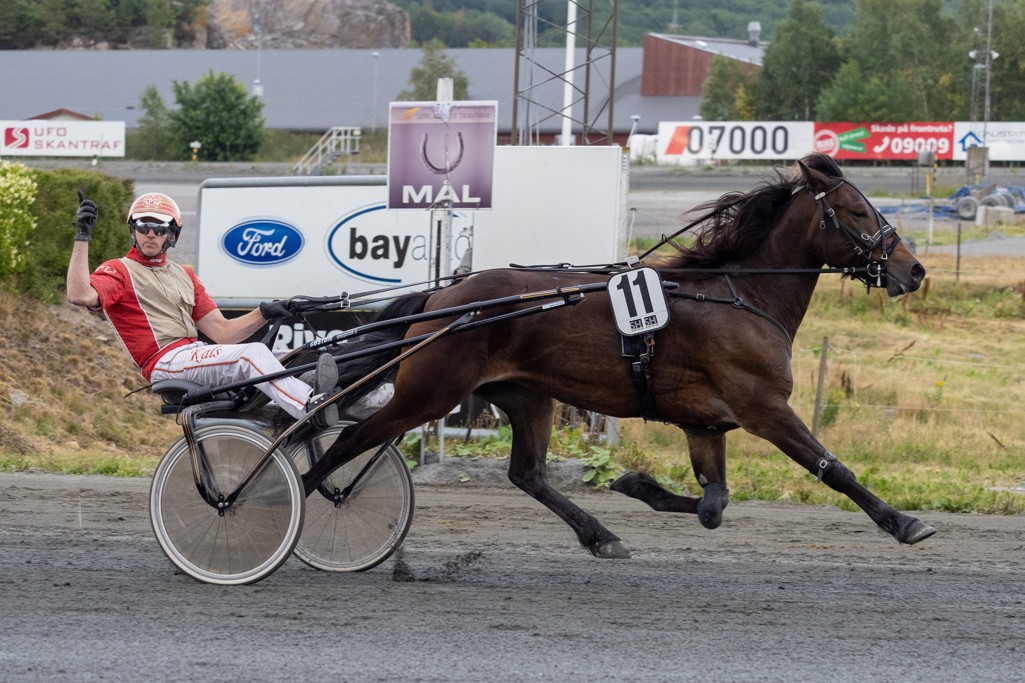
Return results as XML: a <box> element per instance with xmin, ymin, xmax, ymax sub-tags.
<box><xmin>0</xmin><ymin>162</ymin><xmax>36</xmax><ymax>285</ymax></box>
<box><xmin>67</xmin><ymin>0</ymin><xmax>113</xmax><ymax>39</ymax></box>
<box><xmin>756</xmin><ymin>0</ymin><xmax>840</xmax><ymax>120</ymax></box>
<box><xmin>406</xmin><ymin>5</ymin><xmax>513</xmax><ymax>47</ymax></box>
<box><xmin>130</xmin><ymin>85</ymin><xmax>177</xmax><ymax>160</ymax></box>
<box><xmin>398</xmin><ymin>38</ymin><xmax>470</xmax><ymax>100</ymax></box>
<box><xmin>815</xmin><ymin>61</ymin><xmax>921</xmax><ymax>121</ymax></box>
<box><xmin>818</xmin><ymin>0</ymin><xmax>965</xmax><ymax>121</ymax></box>
<box><xmin>168</xmin><ymin>71</ymin><xmax>266</xmax><ymax>161</ymax></box>
<box><xmin>35</xmin><ymin>0</ymin><xmax>67</xmax><ymax>46</ymax></box>
<box><xmin>699</xmin><ymin>56</ymin><xmax>756</xmax><ymax>121</ymax></box>
<box><xmin>0</xmin><ymin>0</ymin><xmax>42</xmax><ymax>48</ymax></box>
<box><xmin>987</xmin><ymin>0</ymin><xmax>1025</xmax><ymax>120</ymax></box>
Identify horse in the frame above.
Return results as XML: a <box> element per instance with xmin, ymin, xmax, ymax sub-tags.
<box><xmin>303</xmin><ymin>152</ymin><xmax>935</xmax><ymax>558</ymax></box>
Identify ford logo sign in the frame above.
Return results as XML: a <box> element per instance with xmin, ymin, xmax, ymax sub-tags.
<box><xmin>222</xmin><ymin>220</ymin><xmax>304</xmax><ymax>265</ymax></box>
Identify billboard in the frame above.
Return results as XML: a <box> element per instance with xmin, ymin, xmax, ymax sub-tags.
<box><xmin>0</xmin><ymin>120</ymin><xmax>125</xmax><ymax>157</ymax></box>
<box><xmin>387</xmin><ymin>101</ymin><xmax>497</xmax><ymax>210</ymax></box>
<box><xmin>657</xmin><ymin>120</ymin><xmax>1025</xmax><ymax>163</ymax></box>
<box><xmin>657</xmin><ymin>121</ymin><xmax>813</xmax><ymax>163</ymax></box>
<box><xmin>196</xmin><ymin>177</ymin><xmax>469</xmax><ymax>307</ymax></box>
<box><xmin>196</xmin><ymin>149</ymin><xmax>627</xmax><ymax>309</ymax></box>
<box><xmin>812</xmin><ymin>122</ymin><xmax>955</xmax><ymax>160</ymax></box>
<box><xmin>952</xmin><ymin>122</ymin><xmax>1025</xmax><ymax>161</ymax></box>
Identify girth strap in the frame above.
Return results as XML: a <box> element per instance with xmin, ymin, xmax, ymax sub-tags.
<box><xmin>622</xmin><ymin>331</ymin><xmax>659</xmax><ymax>421</ymax></box>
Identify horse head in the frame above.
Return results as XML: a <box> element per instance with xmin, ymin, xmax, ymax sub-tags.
<box><xmin>798</xmin><ymin>156</ymin><xmax>926</xmax><ymax>296</ymax></box>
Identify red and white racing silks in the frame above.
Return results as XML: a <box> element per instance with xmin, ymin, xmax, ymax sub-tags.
<box><xmin>90</xmin><ymin>247</ymin><xmax>216</xmax><ymax>380</ymax></box>
<box><xmin>90</xmin><ymin>247</ymin><xmax>311</xmax><ymax>419</ymax></box>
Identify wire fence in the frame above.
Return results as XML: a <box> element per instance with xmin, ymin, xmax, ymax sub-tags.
<box><xmin>794</xmin><ymin>336</ymin><xmax>1025</xmax><ymax>427</ymax></box>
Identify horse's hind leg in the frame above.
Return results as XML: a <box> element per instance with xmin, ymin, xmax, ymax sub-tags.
<box><xmin>476</xmin><ymin>383</ymin><xmax>631</xmax><ymax>559</ymax></box>
<box><xmin>611</xmin><ymin>428</ymin><xmax>729</xmax><ymax>530</ymax></box>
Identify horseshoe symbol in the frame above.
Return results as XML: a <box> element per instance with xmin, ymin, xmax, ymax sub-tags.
<box><xmin>420</xmin><ymin>132</ymin><xmax>465</xmax><ymax>175</ymax></box>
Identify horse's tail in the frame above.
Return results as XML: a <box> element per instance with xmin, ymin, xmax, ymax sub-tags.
<box><xmin>334</xmin><ymin>291</ymin><xmax>431</xmax><ymax>390</ymax></box>
<box><xmin>287</xmin><ymin>291</ymin><xmax>431</xmax><ymax>417</ymax></box>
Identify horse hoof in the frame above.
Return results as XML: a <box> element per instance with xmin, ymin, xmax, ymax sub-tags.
<box><xmin>697</xmin><ymin>484</ymin><xmax>728</xmax><ymax>529</ymax></box>
<box><xmin>594</xmin><ymin>540</ymin><xmax>631</xmax><ymax>559</ymax></box>
<box><xmin>900</xmin><ymin>519</ymin><xmax>937</xmax><ymax>545</ymax></box>
<box><xmin>698</xmin><ymin>507</ymin><xmax>723</xmax><ymax>529</ymax></box>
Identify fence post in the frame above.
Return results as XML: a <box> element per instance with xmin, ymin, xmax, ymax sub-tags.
<box><xmin>811</xmin><ymin>336</ymin><xmax>829</xmax><ymax>437</ymax></box>
<box><xmin>956</xmin><ymin>222</ymin><xmax>962</xmax><ymax>283</ymax></box>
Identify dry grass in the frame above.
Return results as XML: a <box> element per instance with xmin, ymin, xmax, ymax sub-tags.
<box><xmin>0</xmin><ymin>290</ymin><xmax>178</xmax><ymax>475</ymax></box>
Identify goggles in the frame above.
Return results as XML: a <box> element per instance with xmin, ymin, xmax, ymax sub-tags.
<box><xmin>131</xmin><ymin>220</ymin><xmax>172</xmax><ymax>236</ymax></box>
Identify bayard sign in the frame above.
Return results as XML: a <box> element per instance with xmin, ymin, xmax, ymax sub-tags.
<box><xmin>387</xmin><ymin>101</ymin><xmax>497</xmax><ymax>210</ymax></box>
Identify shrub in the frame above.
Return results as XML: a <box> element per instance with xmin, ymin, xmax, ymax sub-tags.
<box><xmin>16</xmin><ymin>168</ymin><xmax>134</xmax><ymax>303</ymax></box>
<box><xmin>0</xmin><ymin>161</ymin><xmax>37</xmax><ymax>284</ymax></box>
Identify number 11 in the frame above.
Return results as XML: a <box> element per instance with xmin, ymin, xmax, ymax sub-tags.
<box><xmin>615</xmin><ymin>271</ymin><xmax>654</xmax><ymax>318</ymax></box>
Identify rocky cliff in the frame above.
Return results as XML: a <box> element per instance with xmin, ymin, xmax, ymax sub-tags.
<box><xmin>189</xmin><ymin>0</ymin><xmax>409</xmax><ymax>49</ymax></box>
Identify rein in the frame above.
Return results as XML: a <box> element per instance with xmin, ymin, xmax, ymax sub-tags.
<box><xmin>277</xmin><ymin>174</ymin><xmax>899</xmax><ymax>351</ymax></box>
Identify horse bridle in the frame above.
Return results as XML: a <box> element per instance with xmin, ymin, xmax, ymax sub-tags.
<box><xmin>808</xmin><ymin>178</ymin><xmax>902</xmax><ymax>291</ymax></box>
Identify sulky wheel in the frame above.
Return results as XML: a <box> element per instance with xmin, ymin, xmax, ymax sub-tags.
<box><xmin>150</xmin><ymin>422</ymin><xmax>305</xmax><ymax>585</ymax></box>
<box><xmin>290</xmin><ymin>424</ymin><xmax>414</xmax><ymax>572</ymax></box>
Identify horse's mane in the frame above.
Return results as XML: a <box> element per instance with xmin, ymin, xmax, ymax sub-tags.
<box><xmin>659</xmin><ymin>153</ymin><xmax>844</xmax><ymax>270</ymax></box>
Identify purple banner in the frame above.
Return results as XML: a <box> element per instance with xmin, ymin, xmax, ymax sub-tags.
<box><xmin>387</xmin><ymin>101</ymin><xmax>496</xmax><ymax>210</ymax></box>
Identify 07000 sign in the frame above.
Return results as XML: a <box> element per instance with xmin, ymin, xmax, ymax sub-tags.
<box><xmin>660</xmin><ymin>122</ymin><xmax>810</xmax><ymax>161</ymax></box>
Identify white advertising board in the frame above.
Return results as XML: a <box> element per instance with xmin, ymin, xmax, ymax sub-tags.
<box><xmin>470</xmin><ymin>145</ymin><xmax>627</xmax><ymax>270</ymax></box>
<box><xmin>196</xmin><ymin>177</ymin><xmax>467</xmax><ymax>307</ymax></box>
<box><xmin>196</xmin><ymin>147</ymin><xmax>626</xmax><ymax>307</ymax></box>
<box><xmin>952</xmin><ymin>122</ymin><xmax>1025</xmax><ymax>161</ymax></box>
<box><xmin>657</xmin><ymin>121</ymin><xmax>813</xmax><ymax>164</ymax></box>
<box><xmin>0</xmin><ymin>120</ymin><xmax>125</xmax><ymax>157</ymax></box>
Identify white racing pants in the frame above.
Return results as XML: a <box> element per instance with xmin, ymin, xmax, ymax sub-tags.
<box><xmin>150</xmin><ymin>341</ymin><xmax>311</xmax><ymax>419</ymax></box>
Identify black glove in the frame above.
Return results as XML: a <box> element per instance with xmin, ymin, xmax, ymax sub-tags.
<box><xmin>74</xmin><ymin>190</ymin><xmax>98</xmax><ymax>242</ymax></box>
<box><xmin>259</xmin><ymin>300</ymin><xmax>295</xmax><ymax>321</ymax></box>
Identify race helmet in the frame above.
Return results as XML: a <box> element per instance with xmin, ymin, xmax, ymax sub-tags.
<box><xmin>126</xmin><ymin>192</ymin><xmax>182</xmax><ymax>251</ymax></box>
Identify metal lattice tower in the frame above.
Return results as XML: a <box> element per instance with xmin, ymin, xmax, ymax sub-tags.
<box><xmin>512</xmin><ymin>1</ymin><xmax>619</xmax><ymax>145</ymax></box>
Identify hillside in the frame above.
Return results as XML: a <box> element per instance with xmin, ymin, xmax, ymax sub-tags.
<box><xmin>0</xmin><ymin>0</ymin><xmax>862</xmax><ymax>51</ymax></box>
<box><xmin>0</xmin><ymin>290</ymin><xmax>179</xmax><ymax>471</ymax></box>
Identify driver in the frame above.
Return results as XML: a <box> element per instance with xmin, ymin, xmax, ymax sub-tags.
<box><xmin>65</xmin><ymin>190</ymin><xmax>338</xmax><ymax>427</ymax></box>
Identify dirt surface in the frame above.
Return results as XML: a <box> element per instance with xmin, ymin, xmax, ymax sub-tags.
<box><xmin>2</xmin><ymin>467</ymin><xmax>1024</xmax><ymax>682</ymax></box>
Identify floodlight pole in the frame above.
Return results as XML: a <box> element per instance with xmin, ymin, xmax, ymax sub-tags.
<box><xmin>560</xmin><ymin>1</ymin><xmax>577</xmax><ymax>146</ymax></box>
<box><xmin>982</xmin><ymin>0</ymin><xmax>994</xmax><ymax>147</ymax></box>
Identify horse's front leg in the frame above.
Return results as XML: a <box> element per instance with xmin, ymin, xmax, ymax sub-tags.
<box><xmin>686</xmin><ymin>429</ymin><xmax>730</xmax><ymax>529</ymax></box>
<box><xmin>611</xmin><ymin>429</ymin><xmax>729</xmax><ymax>530</ymax></box>
<box><xmin>744</xmin><ymin>405</ymin><xmax>936</xmax><ymax>545</ymax></box>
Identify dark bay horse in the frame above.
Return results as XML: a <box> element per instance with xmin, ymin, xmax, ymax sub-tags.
<box><xmin>305</xmin><ymin>153</ymin><xmax>935</xmax><ymax>558</ymax></box>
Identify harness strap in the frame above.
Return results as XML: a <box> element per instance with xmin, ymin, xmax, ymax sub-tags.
<box><xmin>622</xmin><ymin>332</ymin><xmax>659</xmax><ymax>421</ymax></box>
<box><xmin>668</xmin><ymin>274</ymin><xmax>793</xmax><ymax>346</ymax></box>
